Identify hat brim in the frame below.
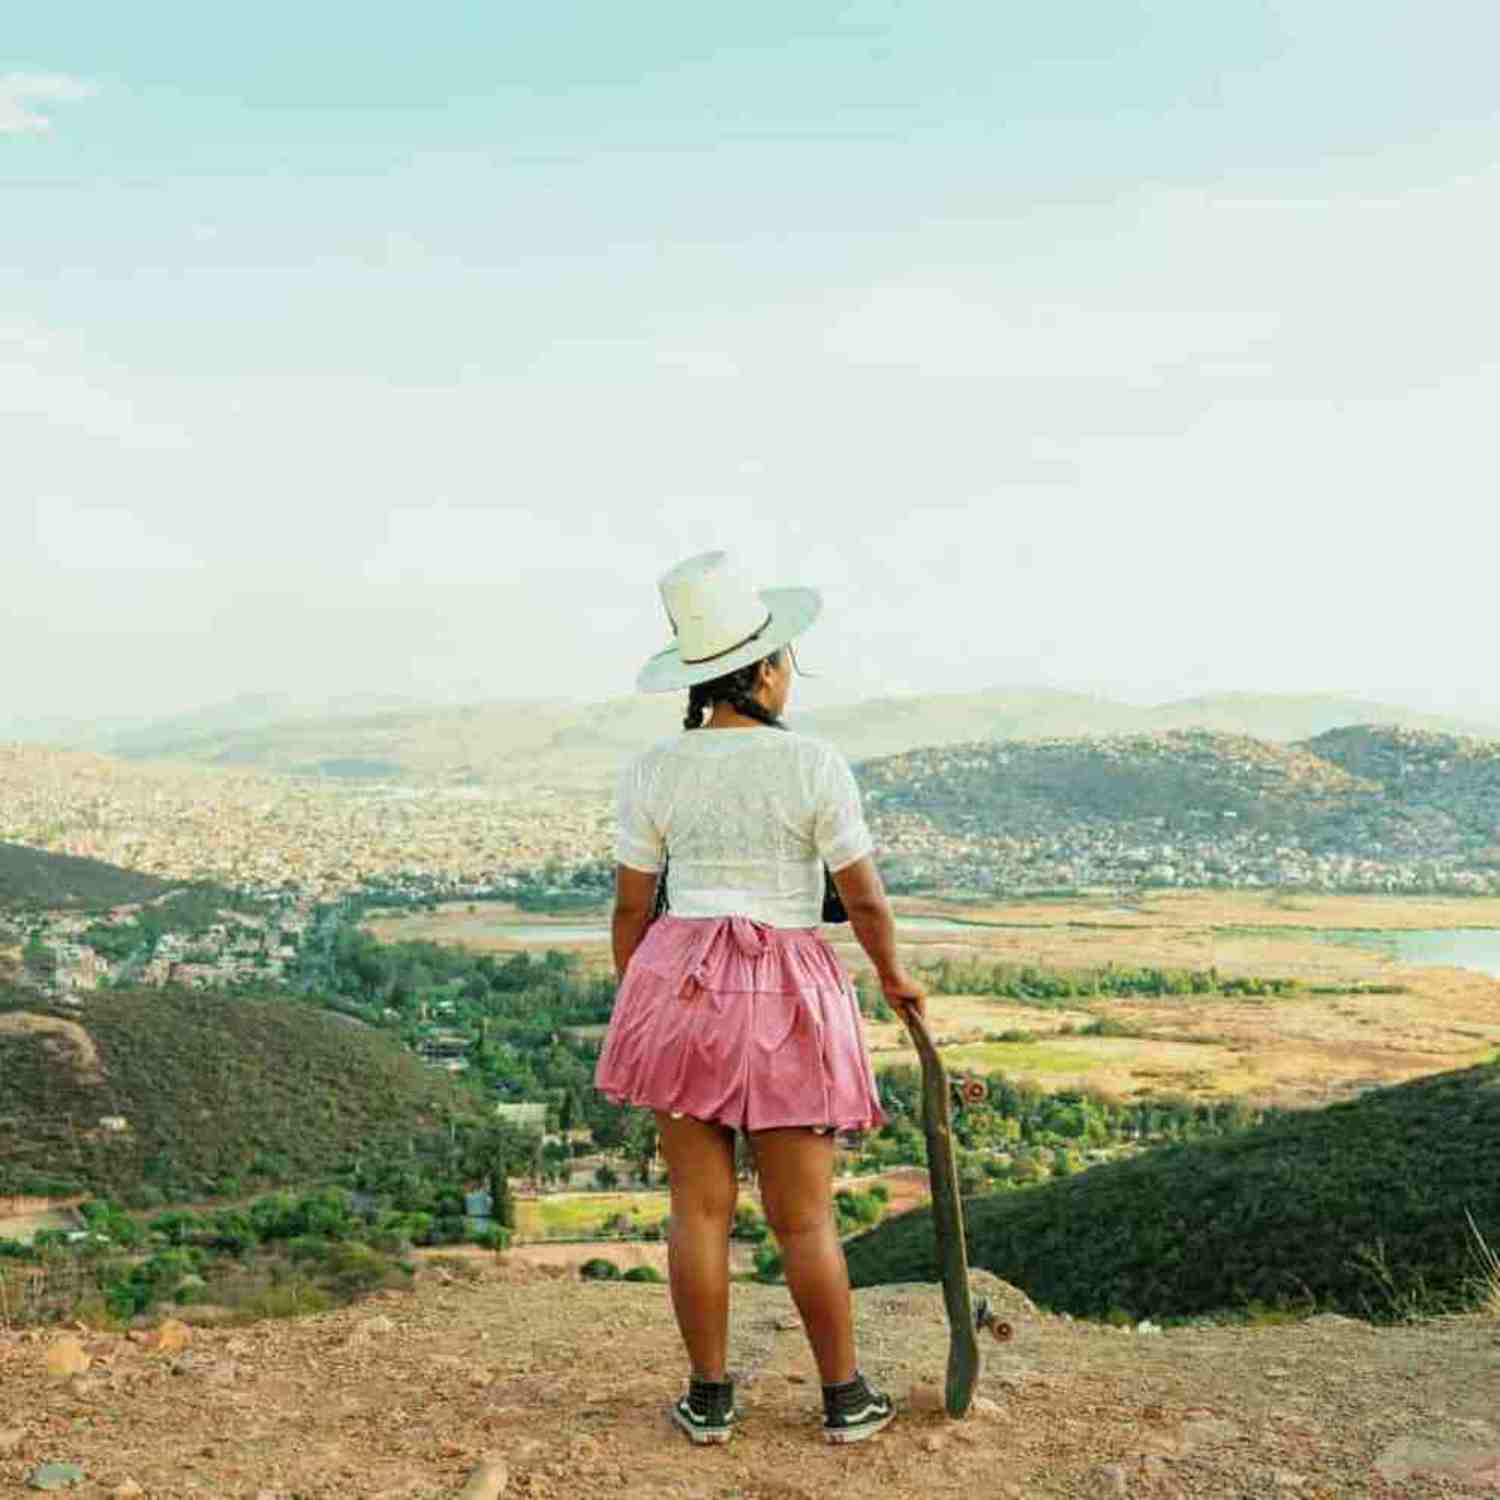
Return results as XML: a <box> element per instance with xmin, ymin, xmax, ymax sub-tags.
<box><xmin>636</xmin><ymin>586</ymin><xmax>822</xmax><ymax>694</ymax></box>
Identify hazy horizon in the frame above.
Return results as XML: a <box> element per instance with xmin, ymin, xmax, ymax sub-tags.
<box><xmin>7</xmin><ymin>3</ymin><xmax>1498</xmax><ymax>727</ymax></box>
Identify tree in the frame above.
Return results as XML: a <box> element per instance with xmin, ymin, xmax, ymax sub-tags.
<box><xmin>624</xmin><ymin>1114</ymin><xmax>658</xmax><ymax>1186</ymax></box>
<box><xmin>594</xmin><ymin>1162</ymin><xmax>619</xmax><ymax>1191</ymax></box>
<box><xmin>22</xmin><ymin>929</ymin><xmax>56</xmax><ymax>979</ymax></box>
<box><xmin>488</xmin><ymin>1167</ymin><xmax>516</xmax><ymax>1231</ymax></box>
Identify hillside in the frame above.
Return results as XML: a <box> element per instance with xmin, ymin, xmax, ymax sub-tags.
<box><xmin>857</xmin><ymin>725</ymin><xmax>1500</xmax><ymax>892</ymax></box>
<box><xmin>0</xmin><ymin>842</ymin><xmax>170</xmax><ymax>913</ymax></box>
<box><xmin>1302</xmin><ymin>725</ymin><xmax>1500</xmax><ymax>847</ymax></box>
<box><xmin>2</xmin><ymin>1263</ymin><xmax>1496</xmax><ymax>1497</ymax></box>
<box><xmin>20</xmin><ymin>686</ymin><xmax>1500</xmax><ymax>791</ymax></box>
<box><xmin>844</xmin><ymin>1061</ymin><xmax>1500</xmax><ymax>1321</ymax></box>
<box><xmin>0</xmin><ymin>985</ymin><xmax>482</xmax><ymax>1202</ymax></box>
<box><xmin>859</xmin><ymin>728</ymin><xmax>1373</xmax><ymax>841</ymax></box>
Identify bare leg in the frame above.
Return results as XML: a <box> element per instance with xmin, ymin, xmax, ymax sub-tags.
<box><xmin>654</xmin><ymin>1111</ymin><xmax>738</xmax><ymax>1380</ymax></box>
<box><xmin>751</xmin><ymin>1128</ymin><xmax>856</xmax><ymax>1386</ymax></box>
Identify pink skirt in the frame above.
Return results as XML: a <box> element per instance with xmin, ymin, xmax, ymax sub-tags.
<box><xmin>593</xmin><ymin>914</ymin><xmax>888</xmax><ymax>1135</ymax></box>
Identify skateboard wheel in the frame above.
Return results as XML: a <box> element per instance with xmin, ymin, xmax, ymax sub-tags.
<box><xmin>990</xmin><ymin>1320</ymin><xmax>1013</xmax><ymax>1343</ymax></box>
<box><xmin>960</xmin><ymin>1078</ymin><xmax>988</xmax><ymax>1106</ymax></box>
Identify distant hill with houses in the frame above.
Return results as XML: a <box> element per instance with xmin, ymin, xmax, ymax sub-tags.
<box><xmin>857</xmin><ymin>725</ymin><xmax>1500</xmax><ymax>894</ymax></box>
<box><xmin>14</xmin><ymin>687</ymin><xmax>1500</xmax><ymax>793</ymax></box>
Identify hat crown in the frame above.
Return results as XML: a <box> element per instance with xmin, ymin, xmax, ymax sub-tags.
<box><xmin>658</xmin><ymin>551</ymin><xmax>772</xmax><ymax>666</ymax></box>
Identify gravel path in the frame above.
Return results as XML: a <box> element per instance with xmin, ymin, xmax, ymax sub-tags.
<box><xmin>2</xmin><ymin>1263</ymin><xmax>1497</xmax><ymax>1498</ymax></box>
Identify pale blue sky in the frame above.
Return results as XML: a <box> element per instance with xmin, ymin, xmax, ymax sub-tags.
<box><xmin>4</xmin><ymin>3</ymin><xmax>1499</xmax><ymax>726</ymax></box>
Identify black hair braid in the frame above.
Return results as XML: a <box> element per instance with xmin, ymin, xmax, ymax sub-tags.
<box><xmin>682</xmin><ymin>652</ymin><xmax>785</xmax><ymax>731</ymax></box>
<box><xmin>684</xmin><ymin>680</ymin><xmax>714</xmax><ymax>731</ymax></box>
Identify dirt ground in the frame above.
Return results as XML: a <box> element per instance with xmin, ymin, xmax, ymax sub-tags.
<box><xmin>4</xmin><ymin>1259</ymin><xmax>1497</xmax><ymax>1499</ymax></box>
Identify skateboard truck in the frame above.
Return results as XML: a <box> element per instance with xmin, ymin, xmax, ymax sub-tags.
<box><xmin>974</xmin><ymin>1296</ymin><xmax>1013</xmax><ymax>1344</ymax></box>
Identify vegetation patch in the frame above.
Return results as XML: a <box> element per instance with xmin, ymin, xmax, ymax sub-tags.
<box><xmin>0</xmin><ymin>843</ymin><xmax>170</xmax><ymax>913</ymax></box>
<box><xmin>845</xmin><ymin>1061</ymin><xmax>1500</xmax><ymax>1322</ymax></box>
<box><xmin>0</xmin><ymin>983</ymin><xmax>483</xmax><ymax>1201</ymax></box>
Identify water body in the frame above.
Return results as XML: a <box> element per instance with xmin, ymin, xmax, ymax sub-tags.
<box><xmin>489</xmin><ymin>913</ymin><xmax>986</xmax><ymax>944</ymax></box>
<box><xmin>1312</xmin><ymin>928</ymin><xmax>1500</xmax><ymax>978</ymax></box>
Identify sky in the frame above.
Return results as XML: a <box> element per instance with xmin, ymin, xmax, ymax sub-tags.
<box><xmin>4</xmin><ymin>1</ymin><xmax>1499</xmax><ymax>730</ymax></box>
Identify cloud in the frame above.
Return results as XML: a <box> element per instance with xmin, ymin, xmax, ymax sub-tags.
<box><xmin>0</xmin><ymin>71</ymin><xmax>97</xmax><ymax>135</ymax></box>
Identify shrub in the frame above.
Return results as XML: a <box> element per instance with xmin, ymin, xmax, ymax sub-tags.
<box><xmin>580</xmin><ymin>1258</ymin><xmax>621</xmax><ymax>1280</ymax></box>
<box><xmin>752</xmin><ymin>1244</ymin><xmax>783</xmax><ymax>1283</ymax></box>
<box><xmin>323</xmin><ymin>1241</ymin><xmax>400</xmax><ymax>1296</ymax></box>
<box><xmin>622</xmin><ymin>1265</ymin><xmax>664</xmax><ymax>1283</ymax></box>
<box><xmin>847</xmin><ymin>1061</ymin><xmax>1500</xmax><ymax>1323</ymax></box>
<box><xmin>732</xmin><ymin>1205</ymin><xmax>769</xmax><ymax>1243</ymax></box>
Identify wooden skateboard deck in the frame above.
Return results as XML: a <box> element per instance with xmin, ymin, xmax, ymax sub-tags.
<box><xmin>900</xmin><ymin>1006</ymin><xmax>980</xmax><ymax>1418</ymax></box>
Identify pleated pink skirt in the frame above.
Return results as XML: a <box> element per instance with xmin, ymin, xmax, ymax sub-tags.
<box><xmin>593</xmin><ymin>913</ymin><xmax>888</xmax><ymax>1135</ymax></box>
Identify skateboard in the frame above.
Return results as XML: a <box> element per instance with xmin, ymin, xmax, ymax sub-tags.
<box><xmin>899</xmin><ymin>1007</ymin><xmax>1013</xmax><ymax>1418</ymax></box>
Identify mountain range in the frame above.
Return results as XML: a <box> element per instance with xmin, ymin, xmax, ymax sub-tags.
<box><xmin>11</xmin><ymin>687</ymin><xmax>1500</xmax><ymax>792</ymax></box>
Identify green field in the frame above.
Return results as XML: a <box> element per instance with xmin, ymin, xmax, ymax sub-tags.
<box><xmin>515</xmin><ymin>1191</ymin><xmax>671</xmax><ymax>1239</ymax></box>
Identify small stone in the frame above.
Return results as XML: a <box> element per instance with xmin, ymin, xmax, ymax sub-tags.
<box><xmin>456</xmin><ymin>1456</ymin><xmax>509</xmax><ymax>1499</ymax></box>
<box><xmin>43</xmin><ymin>1337</ymin><xmax>91</xmax><ymax>1378</ymax></box>
<box><xmin>1181</xmin><ymin>1416</ymin><xmax>1242</xmax><ymax>1448</ymax></box>
<box><xmin>906</xmin><ymin>1380</ymin><xmax>945</xmax><ymax>1413</ymax></box>
<box><xmin>971</xmin><ymin>1395</ymin><xmax>1004</xmax><ymax>1419</ymax></box>
<box><xmin>920</xmin><ymin>1434</ymin><xmax>944</xmax><ymax>1454</ymax></box>
<box><xmin>362</xmin><ymin>1314</ymin><xmax>396</xmax><ymax>1336</ymax></box>
<box><xmin>1135</xmin><ymin>1319</ymin><xmax>1162</xmax><ymax>1335</ymax></box>
<box><xmin>112</xmin><ymin>1483</ymin><xmax>146</xmax><ymax>1499</ymax></box>
<box><xmin>155</xmin><ymin>1318</ymin><xmax>192</xmax><ymax>1355</ymax></box>
<box><xmin>0</xmin><ymin>1427</ymin><xmax>26</xmax><ymax>1455</ymax></box>
<box><xmin>1093</xmin><ymin>1463</ymin><xmax>1129</xmax><ymax>1498</ymax></box>
<box><xmin>27</xmin><ymin>1463</ymin><xmax>86</xmax><ymax>1492</ymax></box>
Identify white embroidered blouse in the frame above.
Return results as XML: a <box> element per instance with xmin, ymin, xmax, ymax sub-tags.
<box><xmin>614</xmin><ymin>726</ymin><xmax>875</xmax><ymax>928</ymax></box>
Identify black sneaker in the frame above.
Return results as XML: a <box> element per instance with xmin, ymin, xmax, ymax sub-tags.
<box><xmin>822</xmin><ymin>1371</ymin><xmax>896</xmax><ymax>1444</ymax></box>
<box><xmin>671</xmin><ymin>1374</ymin><xmax>736</xmax><ymax>1445</ymax></box>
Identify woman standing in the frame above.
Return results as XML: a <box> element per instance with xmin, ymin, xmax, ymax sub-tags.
<box><xmin>595</xmin><ymin>550</ymin><xmax>927</xmax><ymax>1446</ymax></box>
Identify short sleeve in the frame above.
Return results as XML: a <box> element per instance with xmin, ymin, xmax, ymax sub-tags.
<box><xmin>614</xmin><ymin>756</ymin><xmax>666</xmax><ymax>874</ymax></box>
<box><xmin>812</xmin><ymin>746</ymin><xmax>875</xmax><ymax>873</ymax></box>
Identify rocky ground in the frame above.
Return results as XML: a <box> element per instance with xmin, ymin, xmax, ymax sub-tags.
<box><xmin>2</xmin><ymin>1263</ymin><xmax>1497</xmax><ymax>1499</ymax></box>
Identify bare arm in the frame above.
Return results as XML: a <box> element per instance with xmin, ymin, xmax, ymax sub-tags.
<box><xmin>612</xmin><ymin>865</ymin><xmax>660</xmax><ymax>982</ymax></box>
<box><xmin>829</xmin><ymin>856</ymin><xmax>927</xmax><ymax>1018</ymax></box>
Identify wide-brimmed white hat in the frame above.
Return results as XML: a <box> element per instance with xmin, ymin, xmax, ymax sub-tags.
<box><xmin>636</xmin><ymin>550</ymin><xmax>822</xmax><ymax>694</ymax></box>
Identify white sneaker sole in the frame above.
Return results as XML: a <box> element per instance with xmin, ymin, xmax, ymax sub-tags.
<box><xmin>824</xmin><ymin>1407</ymin><xmax>896</xmax><ymax>1444</ymax></box>
<box><xmin>671</xmin><ymin>1404</ymin><xmax>734</xmax><ymax>1445</ymax></box>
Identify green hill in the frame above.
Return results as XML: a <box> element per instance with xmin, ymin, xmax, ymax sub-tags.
<box><xmin>0</xmin><ymin>985</ymin><xmax>483</xmax><ymax>1203</ymax></box>
<box><xmin>856</xmin><ymin>725</ymin><xmax>1500</xmax><ymax>866</ymax></box>
<box><xmin>0</xmin><ymin>842</ymin><xmax>171</xmax><ymax>913</ymax></box>
<box><xmin>857</xmin><ymin>729</ymin><xmax>1374</xmax><ymax>840</ymax></box>
<box><xmin>844</xmin><ymin>1061</ymin><xmax>1500</xmax><ymax>1321</ymax></box>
